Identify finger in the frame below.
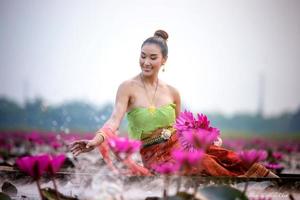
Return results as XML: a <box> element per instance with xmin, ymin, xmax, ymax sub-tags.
<box><xmin>86</xmin><ymin>141</ymin><xmax>94</xmax><ymax>149</ymax></box>
<box><xmin>70</xmin><ymin>144</ymin><xmax>83</xmax><ymax>151</ymax></box>
<box><xmin>75</xmin><ymin>148</ymin><xmax>84</xmax><ymax>156</ymax></box>
<box><xmin>71</xmin><ymin>148</ymin><xmax>80</xmax><ymax>155</ymax></box>
<box><xmin>71</xmin><ymin>145</ymin><xmax>83</xmax><ymax>153</ymax></box>
<box><xmin>73</xmin><ymin>149</ymin><xmax>82</xmax><ymax>157</ymax></box>
<box><xmin>85</xmin><ymin>145</ymin><xmax>94</xmax><ymax>151</ymax></box>
<box><xmin>70</xmin><ymin>145</ymin><xmax>80</xmax><ymax>151</ymax></box>
<box><xmin>70</xmin><ymin>145</ymin><xmax>80</xmax><ymax>152</ymax></box>
<box><xmin>70</xmin><ymin>141</ymin><xmax>82</xmax><ymax>147</ymax></box>
<box><xmin>69</xmin><ymin>143</ymin><xmax>79</xmax><ymax>150</ymax></box>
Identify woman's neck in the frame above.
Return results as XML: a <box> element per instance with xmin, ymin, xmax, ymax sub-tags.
<box><xmin>140</xmin><ymin>73</ymin><xmax>159</xmax><ymax>86</ymax></box>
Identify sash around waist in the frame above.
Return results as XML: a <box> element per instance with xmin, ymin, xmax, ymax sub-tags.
<box><xmin>141</xmin><ymin>126</ymin><xmax>176</xmax><ymax>148</ymax></box>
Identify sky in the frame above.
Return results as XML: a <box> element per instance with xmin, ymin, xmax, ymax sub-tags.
<box><xmin>0</xmin><ymin>0</ymin><xmax>299</xmax><ymax>117</ymax></box>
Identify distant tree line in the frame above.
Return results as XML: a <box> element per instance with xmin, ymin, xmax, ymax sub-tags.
<box><xmin>0</xmin><ymin>97</ymin><xmax>299</xmax><ymax>133</ymax></box>
<box><xmin>207</xmin><ymin>112</ymin><xmax>300</xmax><ymax>133</ymax></box>
<box><xmin>0</xmin><ymin>97</ymin><xmax>113</xmax><ymax>132</ymax></box>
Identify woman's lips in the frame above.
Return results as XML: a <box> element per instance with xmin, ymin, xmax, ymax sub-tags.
<box><xmin>143</xmin><ymin>68</ymin><xmax>152</xmax><ymax>72</ymax></box>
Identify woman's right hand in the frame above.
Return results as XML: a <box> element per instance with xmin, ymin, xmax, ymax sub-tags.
<box><xmin>70</xmin><ymin>139</ymin><xmax>102</xmax><ymax>156</ymax></box>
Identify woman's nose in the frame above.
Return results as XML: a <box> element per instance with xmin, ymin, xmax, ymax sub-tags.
<box><xmin>144</xmin><ymin>58</ymin><xmax>151</xmax><ymax>66</ymax></box>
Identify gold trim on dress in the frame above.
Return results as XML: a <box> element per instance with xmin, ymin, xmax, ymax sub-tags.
<box><xmin>142</xmin><ymin>127</ymin><xmax>176</xmax><ymax>147</ymax></box>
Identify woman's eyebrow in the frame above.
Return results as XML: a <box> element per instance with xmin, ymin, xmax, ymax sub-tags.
<box><xmin>141</xmin><ymin>51</ymin><xmax>158</xmax><ymax>56</ymax></box>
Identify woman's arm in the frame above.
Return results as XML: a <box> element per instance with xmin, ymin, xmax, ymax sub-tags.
<box><xmin>92</xmin><ymin>81</ymin><xmax>131</xmax><ymax>142</ymax></box>
<box><xmin>170</xmin><ymin>85</ymin><xmax>181</xmax><ymax>118</ymax></box>
<box><xmin>71</xmin><ymin>81</ymin><xmax>131</xmax><ymax>156</ymax></box>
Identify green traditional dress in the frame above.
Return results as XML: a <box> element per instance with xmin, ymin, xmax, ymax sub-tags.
<box><xmin>127</xmin><ymin>103</ymin><xmax>176</xmax><ymax>140</ymax></box>
<box><xmin>125</xmin><ymin>103</ymin><xmax>270</xmax><ymax>177</ymax></box>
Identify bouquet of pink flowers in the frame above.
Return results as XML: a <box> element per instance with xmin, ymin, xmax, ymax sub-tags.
<box><xmin>174</xmin><ymin>111</ymin><xmax>220</xmax><ymax>152</ymax></box>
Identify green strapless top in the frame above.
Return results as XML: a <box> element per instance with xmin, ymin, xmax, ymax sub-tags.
<box><xmin>126</xmin><ymin>103</ymin><xmax>176</xmax><ymax>140</ymax></box>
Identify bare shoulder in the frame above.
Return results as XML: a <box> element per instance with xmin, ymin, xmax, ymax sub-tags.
<box><xmin>117</xmin><ymin>77</ymin><xmax>140</xmax><ymax>93</ymax></box>
<box><xmin>119</xmin><ymin>78</ymin><xmax>136</xmax><ymax>89</ymax></box>
<box><xmin>166</xmin><ymin>83</ymin><xmax>180</xmax><ymax>98</ymax></box>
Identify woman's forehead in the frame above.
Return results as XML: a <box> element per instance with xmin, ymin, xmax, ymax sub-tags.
<box><xmin>141</xmin><ymin>44</ymin><xmax>161</xmax><ymax>55</ymax></box>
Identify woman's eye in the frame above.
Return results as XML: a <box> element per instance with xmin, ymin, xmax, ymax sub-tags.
<box><xmin>141</xmin><ymin>55</ymin><xmax>146</xmax><ymax>59</ymax></box>
<box><xmin>151</xmin><ymin>57</ymin><xmax>157</xmax><ymax>60</ymax></box>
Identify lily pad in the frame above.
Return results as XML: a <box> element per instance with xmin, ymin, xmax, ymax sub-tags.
<box><xmin>174</xmin><ymin>191</ymin><xmax>201</xmax><ymax>200</ymax></box>
<box><xmin>144</xmin><ymin>192</ymin><xmax>202</xmax><ymax>200</ymax></box>
<box><xmin>199</xmin><ymin>185</ymin><xmax>248</xmax><ymax>200</ymax></box>
<box><xmin>62</xmin><ymin>157</ymin><xmax>75</xmax><ymax>169</ymax></box>
<box><xmin>41</xmin><ymin>187</ymin><xmax>79</xmax><ymax>200</ymax></box>
<box><xmin>0</xmin><ymin>192</ymin><xmax>12</xmax><ymax>200</ymax></box>
<box><xmin>1</xmin><ymin>181</ymin><xmax>17</xmax><ymax>196</ymax></box>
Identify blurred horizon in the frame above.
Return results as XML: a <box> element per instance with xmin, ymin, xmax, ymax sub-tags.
<box><xmin>1</xmin><ymin>96</ymin><xmax>300</xmax><ymax>134</ymax></box>
<box><xmin>1</xmin><ymin>0</ymin><xmax>300</xmax><ymax>117</ymax></box>
<box><xmin>1</xmin><ymin>93</ymin><xmax>300</xmax><ymax>118</ymax></box>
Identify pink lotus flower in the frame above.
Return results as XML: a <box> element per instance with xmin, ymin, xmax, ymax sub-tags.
<box><xmin>180</xmin><ymin>129</ymin><xmax>219</xmax><ymax>151</ymax></box>
<box><xmin>16</xmin><ymin>154</ymin><xmax>66</xmax><ymax>178</ymax></box>
<box><xmin>238</xmin><ymin>149</ymin><xmax>267</xmax><ymax>167</ymax></box>
<box><xmin>152</xmin><ymin>162</ymin><xmax>179</xmax><ymax>175</ymax></box>
<box><xmin>108</xmin><ymin>137</ymin><xmax>142</xmax><ymax>159</ymax></box>
<box><xmin>264</xmin><ymin>162</ymin><xmax>284</xmax><ymax>170</ymax></box>
<box><xmin>16</xmin><ymin>154</ymin><xmax>66</xmax><ymax>200</ymax></box>
<box><xmin>172</xmin><ymin>149</ymin><xmax>204</xmax><ymax>169</ymax></box>
<box><xmin>174</xmin><ymin>111</ymin><xmax>220</xmax><ymax>133</ymax></box>
<box><xmin>250</xmin><ymin>138</ymin><xmax>272</xmax><ymax>150</ymax></box>
<box><xmin>16</xmin><ymin>154</ymin><xmax>49</xmax><ymax>180</ymax></box>
<box><xmin>174</xmin><ymin>111</ymin><xmax>220</xmax><ymax>152</ymax></box>
<box><xmin>281</xmin><ymin>144</ymin><xmax>297</xmax><ymax>153</ymax></box>
<box><xmin>174</xmin><ymin>110</ymin><xmax>196</xmax><ymax>131</ymax></box>
<box><xmin>195</xmin><ymin>113</ymin><xmax>210</xmax><ymax>129</ymax></box>
<box><xmin>272</xmin><ymin>152</ymin><xmax>283</xmax><ymax>160</ymax></box>
<box><xmin>47</xmin><ymin>154</ymin><xmax>66</xmax><ymax>174</ymax></box>
<box><xmin>195</xmin><ymin>113</ymin><xmax>220</xmax><ymax>135</ymax></box>
<box><xmin>26</xmin><ymin>132</ymin><xmax>44</xmax><ymax>145</ymax></box>
<box><xmin>50</xmin><ymin>141</ymin><xmax>62</xmax><ymax>149</ymax></box>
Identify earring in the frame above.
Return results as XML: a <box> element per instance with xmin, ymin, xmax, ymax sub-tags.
<box><xmin>162</xmin><ymin>64</ymin><xmax>165</xmax><ymax>72</ymax></box>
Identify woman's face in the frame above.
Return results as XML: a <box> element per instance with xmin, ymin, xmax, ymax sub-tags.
<box><xmin>139</xmin><ymin>43</ymin><xmax>166</xmax><ymax>77</ymax></box>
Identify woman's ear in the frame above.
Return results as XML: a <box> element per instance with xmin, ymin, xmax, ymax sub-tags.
<box><xmin>162</xmin><ymin>56</ymin><xmax>168</xmax><ymax>65</ymax></box>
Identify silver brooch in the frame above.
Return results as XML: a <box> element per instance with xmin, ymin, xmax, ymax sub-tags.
<box><xmin>161</xmin><ymin>129</ymin><xmax>172</xmax><ymax>140</ymax></box>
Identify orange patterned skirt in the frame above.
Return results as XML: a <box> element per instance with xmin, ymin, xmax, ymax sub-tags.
<box><xmin>140</xmin><ymin>133</ymin><xmax>269</xmax><ymax>177</ymax></box>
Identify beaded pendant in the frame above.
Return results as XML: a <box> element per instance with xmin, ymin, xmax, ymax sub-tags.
<box><xmin>148</xmin><ymin>105</ymin><xmax>156</xmax><ymax>114</ymax></box>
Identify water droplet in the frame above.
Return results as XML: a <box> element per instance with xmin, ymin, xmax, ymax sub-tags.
<box><xmin>94</xmin><ymin>116</ymin><xmax>100</xmax><ymax>122</ymax></box>
<box><xmin>66</xmin><ymin>116</ymin><xmax>72</xmax><ymax>122</ymax></box>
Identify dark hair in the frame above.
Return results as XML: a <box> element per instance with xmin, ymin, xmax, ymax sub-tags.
<box><xmin>141</xmin><ymin>30</ymin><xmax>169</xmax><ymax>58</ymax></box>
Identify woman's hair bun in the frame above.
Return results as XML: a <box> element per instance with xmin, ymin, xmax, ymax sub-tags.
<box><xmin>154</xmin><ymin>30</ymin><xmax>169</xmax><ymax>41</ymax></box>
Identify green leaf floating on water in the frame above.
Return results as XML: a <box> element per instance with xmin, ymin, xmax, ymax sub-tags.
<box><xmin>0</xmin><ymin>192</ymin><xmax>12</xmax><ymax>200</ymax></box>
<box><xmin>174</xmin><ymin>192</ymin><xmax>201</xmax><ymax>200</ymax></box>
<box><xmin>1</xmin><ymin>181</ymin><xmax>17</xmax><ymax>196</ymax></box>
<box><xmin>145</xmin><ymin>191</ymin><xmax>202</xmax><ymax>200</ymax></box>
<box><xmin>41</xmin><ymin>187</ymin><xmax>79</xmax><ymax>200</ymax></box>
<box><xmin>144</xmin><ymin>186</ymin><xmax>248</xmax><ymax>200</ymax></box>
<box><xmin>199</xmin><ymin>185</ymin><xmax>248</xmax><ymax>200</ymax></box>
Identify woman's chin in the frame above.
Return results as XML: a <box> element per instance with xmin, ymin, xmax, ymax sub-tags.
<box><xmin>141</xmin><ymin>70</ymin><xmax>153</xmax><ymax>76</ymax></box>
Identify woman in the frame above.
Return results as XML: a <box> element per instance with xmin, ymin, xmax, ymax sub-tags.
<box><xmin>70</xmin><ymin>30</ymin><xmax>278</xmax><ymax>178</ymax></box>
